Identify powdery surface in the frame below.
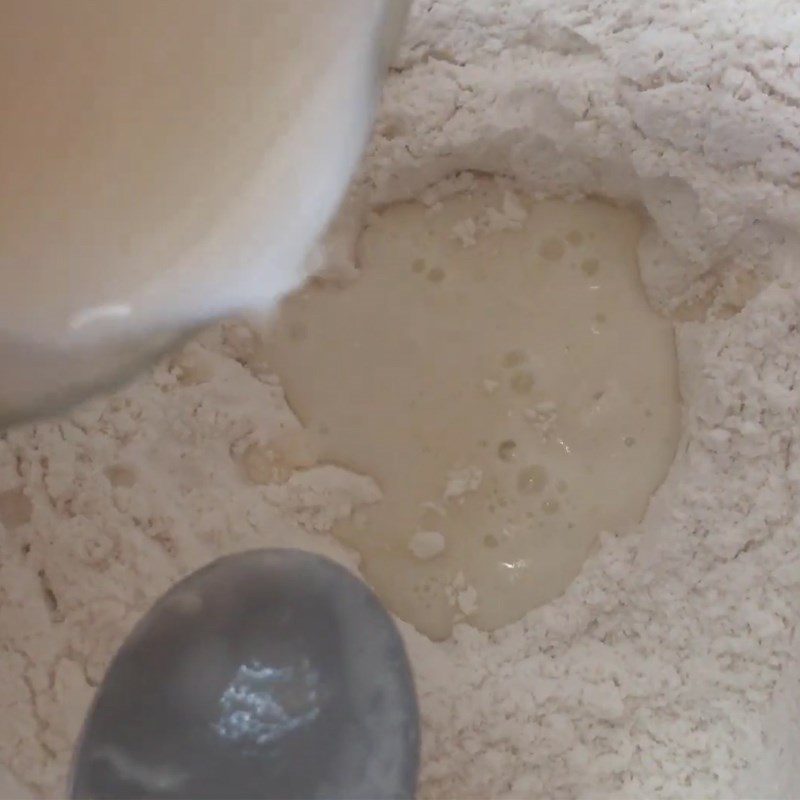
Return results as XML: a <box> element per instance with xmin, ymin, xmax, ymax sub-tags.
<box><xmin>2</xmin><ymin>0</ymin><xmax>800</xmax><ymax>797</ymax></box>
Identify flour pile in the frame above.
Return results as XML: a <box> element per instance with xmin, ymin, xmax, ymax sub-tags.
<box><xmin>2</xmin><ymin>0</ymin><xmax>800</xmax><ymax>797</ymax></box>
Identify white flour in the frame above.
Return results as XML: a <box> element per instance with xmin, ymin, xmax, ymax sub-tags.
<box><xmin>2</xmin><ymin>0</ymin><xmax>800</xmax><ymax>797</ymax></box>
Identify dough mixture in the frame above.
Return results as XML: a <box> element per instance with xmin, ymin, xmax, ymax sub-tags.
<box><xmin>265</xmin><ymin>181</ymin><xmax>679</xmax><ymax>639</ymax></box>
<box><xmin>1</xmin><ymin>1</ymin><xmax>800</xmax><ymax>798</ymax></box>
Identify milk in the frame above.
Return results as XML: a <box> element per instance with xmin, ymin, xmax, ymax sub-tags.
<box><xmin>263</xmin><ymin>182</ymin><xmax>681</xmax><ymax>639</ymax></box>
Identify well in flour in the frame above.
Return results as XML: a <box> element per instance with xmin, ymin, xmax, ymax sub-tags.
<box><xmin>263</xmin><ymin>177</ymin><xmax>681</xmax><ymax>639</ymax></box>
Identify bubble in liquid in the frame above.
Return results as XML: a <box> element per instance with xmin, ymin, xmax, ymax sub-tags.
<box><xmin>581</xmin><ymin>258</ymin><xmax>600</xmax><ymax>276</ymax></box>
<box><xmin>497</xmin><ymin>439</ymin><xmax>517</xmax><ymax>462</ymax></box>
<box><xmin>409</xmin><ymin>530</ymin><xmax>446</xmax><ymax>560</ymax></box>
<box><xmin>624</xmin><ymin>436</ymin><xmax>636</xmax><ymax>447</ymax></box>
<box><xmin>428</xmin><ymin>267</ymin><xmax>445</xmax><ymax>283</ymax></box>
<box><xmin>502</xmin><ymin>349</ymin><xmax>526</xmax><ymax>368</ymax></box>
<box><xmin>510</xmin><ymin>370</ymin><xmax>535</xmax><ymax>394</ymax></box>
<box><xmin>517</xmin><ymin>465</ymin><xmax>548</xmax><ymax>495</ymax></box>
<box><xmin>542</xmin><ymin>498</ymin><xmax>560</xmax><ymax>515</ymax></box>
<box><xmin>539</xmin><ymin>237</ymin><xmax>565</xmax><ymax>261</ymax></box>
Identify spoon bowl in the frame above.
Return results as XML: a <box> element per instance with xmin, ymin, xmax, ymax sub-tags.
<box><xmin>70</xmin><ymin>549</ymin><xmax>419</xmax><ymax>800</ymax></box>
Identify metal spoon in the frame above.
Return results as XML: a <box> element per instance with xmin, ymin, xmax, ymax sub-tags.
<box><xmin>70</xmin><ymin>549</ymin><xmax>420</xmax><ymax>800</ymax></box>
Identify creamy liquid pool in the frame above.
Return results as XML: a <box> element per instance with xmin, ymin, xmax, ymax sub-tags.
<box><xmin>263</xmin><ymin>181</ymin><xmax>680</xmax><ymax>639</ymax></box>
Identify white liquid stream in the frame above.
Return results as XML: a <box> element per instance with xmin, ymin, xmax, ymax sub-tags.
<box><xmin>0</xmin><ymin>0</ymin><xmax>408</xmax><ymax>424</ymax></box>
